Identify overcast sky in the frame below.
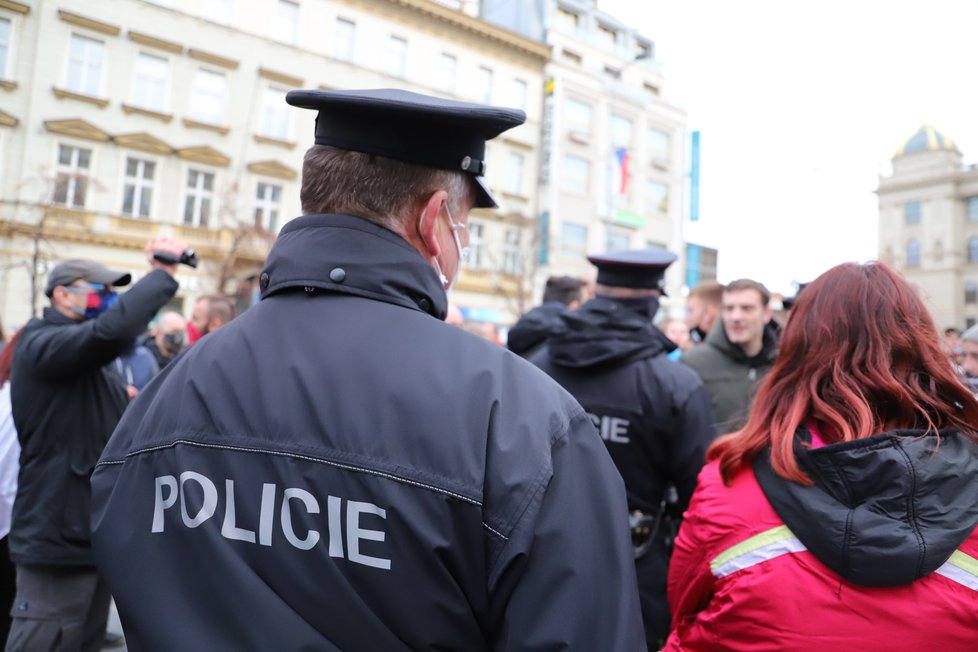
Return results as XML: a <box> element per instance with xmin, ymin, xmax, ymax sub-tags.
<box><xmin>598</xmin><ymin>0</ymin><xmax>978</xmax><ymax>295</ymax></box>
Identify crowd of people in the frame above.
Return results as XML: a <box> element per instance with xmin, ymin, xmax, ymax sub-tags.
<box><xmin>0</xmin><ymin>86</ymin><xmax>975</xmax><ymax>651</ymax></box>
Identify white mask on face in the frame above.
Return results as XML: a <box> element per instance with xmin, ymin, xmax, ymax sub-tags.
<box><xmin>430</xmin><ymin>204</ymin><xmax>470</xmax><ymax>292</ymax></box>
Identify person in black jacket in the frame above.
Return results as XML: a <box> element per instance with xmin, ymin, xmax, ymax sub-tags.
<box><xmin>506</xmin><ymin>275</ymin><xmax>587</xmax><ymax>357</ymax></box>
<box><xmin>90</xmin><ymin>89</ymin><xmax>644</xmax><ymax>651</ymax></box>
<box><xmin>6</xmin><ymin>238</ymin><xmax>185</xmax><ymax>652</ymax></box>
<box><xmin>527</xmin><ymin>248</ymin><xmax>717</xmax><ymax>650</ymax></box>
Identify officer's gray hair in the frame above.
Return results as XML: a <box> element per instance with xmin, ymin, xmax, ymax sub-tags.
<box><xmin>300</xmin><ymin>145</ymin><xmax>472</xmax><ymax>231</ymax></box>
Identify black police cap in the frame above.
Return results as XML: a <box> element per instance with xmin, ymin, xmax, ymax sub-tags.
<box><xmin>286</xmin><ymin>88</ymin><xmax>526</xmax><ymax>209</ymax></box>
<box><xmin>587</xmin><ymin>247</ymin><xmax>678</xmax><ymax>293</ymax></box>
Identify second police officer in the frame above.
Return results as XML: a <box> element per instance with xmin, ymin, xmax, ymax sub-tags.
<box><xmin>528</xmin><ymin>248</ymin><xmax>717</xmax><ymax>650</ymax></box>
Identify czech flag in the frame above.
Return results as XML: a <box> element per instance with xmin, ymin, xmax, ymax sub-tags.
<box><xmin>612</xmin><ymin>147</ymin><xmax>630</xmax><ymax>196</ymax></box>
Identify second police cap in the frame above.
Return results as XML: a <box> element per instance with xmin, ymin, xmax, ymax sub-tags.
<box><xmin>285</xmin><ymin>88</ymin><xmax>526</xmax><ymax>209</ymax></box>
<box><xmin>587</xmin><ymin>247</ymin><xmax>678</xmax><ymax>293</ymax></box>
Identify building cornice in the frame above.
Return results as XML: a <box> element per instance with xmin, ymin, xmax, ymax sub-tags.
<box><xmin>0</xmin><ymin>1</ymin><xmax>30</xmax><ymax>15</ymax></box>
<box><xmin>253</xmin><ymin>134</ymin><xmax>296</xmax><ymax>150</ymax></box>
<box><xmin>0</xmin><ymin>110</ymin><xmax>18</xmax><ymax>127</ymax></box>
<box><xmin>258</xmin><ymin>67</ymin><xmax>303</xmax><ymax>88</ymax></box>
<box><xmin>385</xmin><ymin>0</ymin><xmax>550</xmax><ymax>61</ymax></box>
<box><xmin>176</xmin><ymin>145</ymin><xmax>231</xmax><ymax>167</ymax></box>
<box><xmin>44</xmin><ymin>118</ymin><xmax>111</xmax><ymax>142</ymax></box>
<box><xmin>182</xmin><ymin>117</ymin><xmax>230</xmax><ymax>135</ymax></box>
<box><xmin>57</xmin><ymin>9</ymin><xmax>120</xmax><ymax>36</ymax></box>
<box><xmin>121</xmin><ymin>104</ymin><xmax>174</xmax><ymax>122</ymax></box>
<box><xmin>188</xmin><ymin>48</ymin><xmax>239</xmax><ymax>70</ymax></box>
<box><xmin>247</xmin><ymin>160</ymin><xmax>298</xmax><ymax>181</ymax></box>
<box><xmin>52</xmin><ymin>87</ymin><xmax>109</xmax><ymax>108</ymax></box>
<box><xmin>0</xmin><ymin>80</ymin><xmax>16</xmax><ymax>92</ymax></box>
<box><xmin>128</xmin><ymin>31</ymin><xmax>184</xmax><ymax>54</ymax></box>
<box><xmin>114</xmin><ymin>132</ymin><xmax>174</xmax><ymax>155</ymax></box>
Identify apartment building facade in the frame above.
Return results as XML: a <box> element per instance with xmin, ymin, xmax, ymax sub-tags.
<box><xmin>0</xmin><ymin>0</ymin><xmax>547</xmax><ymax>326</ymax></box>
<box><xmin>482</xmin><ymin>0</ymin><xmax>689</xmax><ymax>302</ymax></box>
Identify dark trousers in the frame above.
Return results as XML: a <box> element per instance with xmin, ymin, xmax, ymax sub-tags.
<box><xmin>3</xmin><ymin>565</ymin><xmax>110</xmax><ymax>652</ymax></box>
<box><xmin>0</xmin><ymin>538</ymin><xmax>14</xmax><ymax>644</ymax></box>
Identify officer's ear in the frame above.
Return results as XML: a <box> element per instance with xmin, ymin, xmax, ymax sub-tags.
<box><xmin>416</xmin><ymin>190</ymin><xmax>449</xmax><ymax>260</ymax></box>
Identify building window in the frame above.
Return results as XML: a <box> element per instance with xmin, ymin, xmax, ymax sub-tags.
<box><xmin>646</xmin><ymin>180</ymin><xmax>669</xmax><ymax>214</ymax></box>
<box><xmin>437</xmin><ymin>53</ymin><xmax>456</xmax><ymax>93</ymax></box>
<box><xmin>184</xmin><ymin>169</ymin><xmax>214</xmax><ymax>227</ymax></box>
<box><xmin>968</xmin><ymin>318</ymin><xmax>977</xmax><ymax>329</ymax></box>
<box><xmin>597</xmin><ymin>24</ymin><xmax>618</xmax><ymax>48</ymax></box>
<box><xmin>556</xmin><ymin>7</ymin><xmax>579</xmax><ymax>33</ymax></box>
<box><xmin>565</xmin><ymin>97</ymin><xmax>592</xmax><ymax>134</ymax></box>
<box><xmin>333</xmin><ymin>18</ymin><xmax>355</xmax><ymax>62</ymax></box>
<box><xmin>559</xmin><ymin>222</ymin><xmax>588</xmax><ymax>258</ymax></box>
<box><xmin>131</xmin><ymin>52</ymin><xmax>168</xmax><ymax>112</ymax></box>
<box><xmin>201</xmin><ymin>0</ymin><xmax>233</xmax><ymax>25</ymax></box>
<box><xmin>465</xmin><ymin>220</ymin><xmax>485</xmax><ymax>269</ymax></box>
<box><xmin>52</xmin><ymin>144</ymin><xmax>91</xmax><ymax>207</ymax></box>
<box><xmin>505</xmin><ymin>151</ymin><xmax>524</xmax><ymax>195</ymax></box>
<box><xmin>904</xmin><ymin>200</ymin><xmax>922</xmax><ymax>225</ymax></box>
<box><xmin>511</xmin><ymin>78</ymin><xmax>527</xmax><ymax>111</ymax></box>
<box><xmin>259</xmin><ymin>87</ymin><xmax>290</xmax><ymax>140</ymax></box>
<box><xmin>606</xmin><ymin>227</ymin><xmax>629</xmax><ymax>251</ymax></box>
<box><xmin>970</xmin><ymin>238</ymin><xmax>978</xmax><ymax>263</ymax></box>
<box><xmin>610</xmin><ymin>113</ymin><xmax>633</xmax><ymax>147</ymax></box>
<box><xmin>561</xmin><ymin>154</ymin><xmax>590</xmax><ymax>194</ymax></box>
<box><xmin>966</xmin><ymin>281</ymin><xmax>977</xmax><ymax>305</ymax></box>
<box><xmin>122</xmin><ymin>157</ymin><xmax>155</xmax><ymax>218</ymax></box>
<box><xmin>648</xmin><ymin>128</ymin><xmax>670</xmax><ymax>164</ymax></box>
<box><xmin>905</xmin><ymin>239</ymin><xmax>921</xmax><ymax>267</ymax></box>
<box><xmin>475</xmin><ymin>65</ymin><xmax>493</xmax><ymax>104</ymax></box>
<box><xmin>502</xmin><ymin>229</ymin><xmax>522</xmax><ymax>275</ymax></box>
<box><xmin>189</xmin><ymin>68</ymin><xmax>226</xmax><ymax>125</ymax></box>
<box><xmin>272</xmin><ymin>0</ymin><xmax>299</xmax><ymax>44</ymax></box>
<box><xmin>0</xmin><ymin>18</ymin><xmax>11</xmax><ymax>79</ymax></box>
<box><xmin>561</xmin><ymin>49</ymin><xmax>582</xmax><ymax>65</ymax></box>
<box><xmin>386</xmin><ymin>35</ymin><xmax>407</xmax><ymax>78</ymax></box>
<box><xmin>603</xmin><ymin>66</ymin><xmax>621</xmax><ymax>80</ymax></box>
<box><xmin>968</xmin><ymin>197</ymin><xmax>978</xmax><ymax>222</ymax></box>
<box><xmin>65</xmin><ymin>34</ymin><xmax>104</xmax><ymax>97</ymax></box>
<box><xmin>255</xmin><ymin>182</ymin><xmax>282</xmax><ymax>232</ymax></box>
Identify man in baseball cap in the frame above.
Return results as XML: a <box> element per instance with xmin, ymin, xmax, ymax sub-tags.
<box><xmin>7</xmin><ymin>237</ymin><xmax>187</xmax><ymax>651</ymax></box>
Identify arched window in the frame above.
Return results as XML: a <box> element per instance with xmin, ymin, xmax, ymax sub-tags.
<box><xmin>969</xmin><ymin>238</ymin><xmax>978</xmax><ymax>263</ymax></box>
<box><xmin>906</xmin><ymin>239</ymin><xmax>921</xmax><ymax>267</ymax></box>
<box><xmin>965</xmin><ymin>281</ymin><xmax>977</xmax><ymax>305</ymax></box>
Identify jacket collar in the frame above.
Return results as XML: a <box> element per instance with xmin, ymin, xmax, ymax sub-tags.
<box><xmin>41</xmin><ymin>306</ymin><xmax>80</xmax><ymax>325</ymax></box>
<box><xmin>260</xmin><ymin>213</ymin><xmax>448</xmax><ymax>320</ymax></box>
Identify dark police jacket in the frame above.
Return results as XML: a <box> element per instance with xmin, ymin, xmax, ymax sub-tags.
<box><xmin>527</xmin><ymin>298</ymin><xmax>716</xmax><ymax>644</ymax></box>
<box><xmin>10</xmin><ymin>269</ymin><xmax>177</xmax><ymax>566</ymax></box>
<box><xmin>91</xmin><ymin>214</ymin><xmax>644</xmax><ymax>651</ymax></box>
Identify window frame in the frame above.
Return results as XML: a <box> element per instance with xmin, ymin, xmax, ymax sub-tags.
<box><xmin>258</xmin><ymin>86</ymin><xmax>291</xmax><ymax>141</ymax></box>
<box><xmin>183</xmin><ymin>167</ymin><xmax>216</xmax><ymax>228</ymax></box>
<box><xmin>904</xmin><ymin>200</ymin><xmax>922</xmax><ymax>226</ymax></box>
<box><xmin>561</xmin><ymin>154</ymin><xmax>590</xmax><ymax>195</ymax></box>
<box><xmin>64</xmin><ymin>33</ymin><xmax>106</xmax><ymax>98</ymax></box>
<box><xmin>254</xmin><ymin>180</ymin><xmax>283</xmax><ymax>233</ymax></box>
<box><xmin>0</xmin><ymin>16</ymin><xmax>13</xmax><ymax>81</ymax></box>
<box><xmin>121</xmin><ymin>155</ymin><xmax>158</xmax><ymax>219</ymax></box>
<box><xmin>333</xmin><ymin>17</ymin><xmax>355</xmax><ymax>62</ymax></box>
<box><xmin>272</xmin><ymin>0</ymin><xmax>300</xmax><ymax>45</ymax></box>
<box><xmin>465</xmin><ymin>219</ymin><xmax>486</xmax><ymax>269</ymax></box>
<box><xmin>130</xmin><ymin>51</ymin><xmax>169</xmax><ymax>112</ymax></box>
<box><xmin>502</xmin><ymin>228</ymin><xmax>522</xmax><ymax>276</ymax></box>
<box><xmin>52</xmin><ymin>143</ymin><xmax>94</xmax><ymax>208</ymax></box>
<box><xmin>559</xmin><ymin>222</ymin><xmax>588</xmax><ymax>258</ymax></box>
<box><xmin>188</xmin><ymin>67</ymin><xmax>227</xmax><ymax>125</ymax></box>
<box><xmin>906</xmin><ymin>239</ymin><xmax>922</xmax><ymax>267</ymax></box>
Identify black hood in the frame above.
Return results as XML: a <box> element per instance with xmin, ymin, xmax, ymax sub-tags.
<box><xmin>547</xmin><ymin>297</ymin><xmax>674</xmax><ymax>369</ymax></box>
<box><xmin>506</xmin><ymin>302</ymin><xmax>568</xmax><ymax>357</ymax></box>
<box><xmin>754</xmin><ymin>429</ymin><xmax>978</xmax><ymax>587</ymax></box>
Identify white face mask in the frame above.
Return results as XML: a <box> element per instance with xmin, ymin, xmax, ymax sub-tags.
<box><xmin>431</xmin><ymin>204</ymin><xmax>470</xmax><ymax>292</ymax></box>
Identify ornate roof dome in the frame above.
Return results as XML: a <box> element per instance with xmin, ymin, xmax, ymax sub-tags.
<box><xmin>895</xmin><ymin>125</ymin><xmax>960</xmax><ymax>156</ymax></box>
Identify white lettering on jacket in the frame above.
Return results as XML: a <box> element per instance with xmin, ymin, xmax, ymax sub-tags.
<box><xmin>151</xmin><ymin>473</ymin><xmax>391</xmax><ymax>571</ymax></box>
<box><xmin>588</xmin><ymin>413</ymin><xmax>631</xmax><ymax>444</ymax></box>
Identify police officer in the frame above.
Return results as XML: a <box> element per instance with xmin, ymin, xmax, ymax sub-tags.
<box><xmin>91</xmin><ymin>89</ymin><xmax>644</xmax><ymax>651</ymax></box>
<box><xmin>527</xmin><ymin>248</ymin><xmax>717</xmax><ymax>650</ymax></box>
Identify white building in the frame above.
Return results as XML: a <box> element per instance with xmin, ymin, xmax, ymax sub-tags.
<box><xmin>877</xmin><ymin>125</ymin><xmax>978</xmax><ymax>329</ymax></box>
<box><xmin>481</xmin><ymin>0</ymin><xmax>689</xmax><ymax>303</ymax></box>
<box><xmin>0</xmin><ymin>0</ymin><xmax>547</xmax><ymax>327</ymax></box>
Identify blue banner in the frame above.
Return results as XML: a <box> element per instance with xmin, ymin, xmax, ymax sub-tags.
<box><xmin>686</xmin><ymin>243</ymin><xmax>701</xmax><ymax>288</ymax></box>
<box><xmin>690</xmin><ymin>131</ymin><xmax>700</xmax><ymax>222</ymax></box>
<box><xmin>539</xmin><ymin>211</ymin><xmax>549</xmax><ymax>265</ymax></box>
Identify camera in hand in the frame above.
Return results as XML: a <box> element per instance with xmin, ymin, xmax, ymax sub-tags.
<box><xmin>153</xmin><ymin>249</ymin><xmax>199</xmax><ymax>268</ymax></box>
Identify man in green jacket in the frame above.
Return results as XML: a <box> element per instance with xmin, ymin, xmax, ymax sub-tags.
<box><xmin>681</xmin><ymin>278</ymin><xmax>778</xmax><ymax>434</ymax></box>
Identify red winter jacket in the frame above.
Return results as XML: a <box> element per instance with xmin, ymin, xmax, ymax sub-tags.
<box><xmin>666</xmin><ymin>429</ymin><xmax>978</xmax><ymax>651</ymax></box>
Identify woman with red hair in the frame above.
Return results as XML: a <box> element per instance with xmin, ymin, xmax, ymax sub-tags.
<box><xmin>665</xmin><ymin>262</ymin><xmax>978</xmax><ymax>650</ymax></box>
